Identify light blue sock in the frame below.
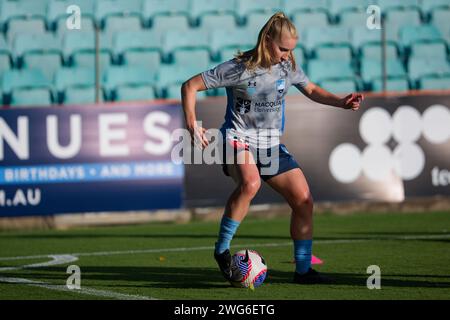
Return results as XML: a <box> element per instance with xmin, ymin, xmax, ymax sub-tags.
<box><xmin>215</xmin><ymin>216</ymin><xmax>240</xmax><ymax>254</ymax></box>
<box><xmin>294</xmin><ymin>239</ymin><xmax>312</xmax><ymax>274</ymax></box>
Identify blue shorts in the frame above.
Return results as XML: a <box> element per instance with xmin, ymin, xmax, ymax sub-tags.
<box><xmin>221</xmin><ymin>139</ymin><xmax>301</xmax><ymax>181</ymax></box>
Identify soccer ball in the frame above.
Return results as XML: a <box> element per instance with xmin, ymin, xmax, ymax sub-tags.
<box><xmin>231</xmin><ymin>249</ymin><xmax>267</xmax><ymax>288</ymax></box>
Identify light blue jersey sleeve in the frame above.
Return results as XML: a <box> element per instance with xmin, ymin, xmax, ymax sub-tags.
<box><xmin>201</xmin><ymin>59</ymin><xmax>245</xmax><ymax>89</ymax></box>
<box><xmin>291</xmin><ymin>65</ymin><xmax>310</xmax><ymax>90</ymax></box>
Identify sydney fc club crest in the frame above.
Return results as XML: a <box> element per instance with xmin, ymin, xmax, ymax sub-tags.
<box><xmin>247</xmin><ymin>80</ymin><xmax>257</xmax><ymax>96</ymax></box>
<box><xmin>276</xmin><ymin>79</ymin><xmax>286</xmax><ymax>94</ymax></box>
<box><xmin>235</xmin><ymin>97</ymin><xmax>251</xmax><ymax>115</ymax></box>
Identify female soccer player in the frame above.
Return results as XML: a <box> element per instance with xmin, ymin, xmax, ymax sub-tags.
<box><xmin>181</xmin><ymin>12</ymin><xmax>363</xmax><ymax>284</ymax></box>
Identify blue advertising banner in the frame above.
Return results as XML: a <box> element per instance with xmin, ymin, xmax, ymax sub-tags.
<box><xmin>0</xmin><ymin>103</ymin><xmax>184</xmax><ymax>217</ymax></box>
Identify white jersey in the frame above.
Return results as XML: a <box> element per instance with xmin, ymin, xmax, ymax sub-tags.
<box><xmin>201</xmin><ymin>58</ymin><xmax>310</xmax><ymax>148</ymax></box>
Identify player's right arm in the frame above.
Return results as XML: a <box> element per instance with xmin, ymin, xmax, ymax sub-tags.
<box><xmin>181</xmin><ymin>74</ymin><xmax>209</xmax><ymax>148</ymax></box>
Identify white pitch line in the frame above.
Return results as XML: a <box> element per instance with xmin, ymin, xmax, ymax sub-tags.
<box><xmin>0</xmin><ymin>276</ymin><xmax>155</xmax><ymax>300</ymax></box>
<box><xmin>0</xmin><ymin>234</ymin><xmax>449</xmax><ymax>262</ymax></box>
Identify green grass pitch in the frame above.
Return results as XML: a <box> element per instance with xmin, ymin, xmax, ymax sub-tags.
<box><xmin>0</xmin><ymin>211</ymin><xmax>449</xmax><ymax>300</ymax></box>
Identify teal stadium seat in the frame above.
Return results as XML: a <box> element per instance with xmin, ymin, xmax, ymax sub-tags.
<box><xmin>199</xmin><ymin>13</ymin><xmax>238</xmax><ymax>32</ymax></box>
<box><xmin>399</xmin><ymin>25</ymin><xmax>443</xmax><ymax>49</ymax></box>
<box><xmin>430</xmin><ymin>8</ymin><xmax>450</xmax><ymax>36</ymax></box>
<box><xmin>54</xmin><ymin>67</ymin><xmax>95</xmax><ymax>93</ymax></box>
<box><xmin>371</xmin><ymin>78</ymin><xmax>410</xmax><ymax>92</ymax></box>
<box><xmin>319</xmin><ymin>79</ymin><xmax>357</xmax><ymax>94</ymax></box>
<box><xmin>115</xmin><ymin>85</ymin><xmax>156</xmax><ymax>102</ymax></box>
<box><xmin>151</xmin><ymin>15</ymin><xmax>190</xmax><ymax>40</ymax></box>
<box><xmin>303</xmin><ymin>26</ymin><xmax>351</xmax><ymax>54</ymax></box>
<box><xmin>360</xmin><ymin>59</ymin><xmax>407</xmax><ymax>86</ymax></box>
<box><xmin>292</xmin><ymin>11</ymin><xmax>329</xmax><ymax>29</ymax></box>
<box><xmin>410</xmin><ymin>42</ymin><xmax>447</xmax><ymax>60</ymax></box>
<box><xmin>72</xmin><ymin>51</ymin><xmax>112</xmax><ymax>70</ymax></box>
<box><xmin>22</xmin><ymin>53</ymin><xmax>62</xmax><ymax>82</ymax></box>
<box><xmin>123</xmin><ymin>51</ymin><xmax>161</xmax><ymax>69</ymax></box>
<box><xmin>0</xmin><ymin>52</ymin><xmax>11</xmax><ymax>74</ymax></box>
<box><xmin>219</xmin><ymin>46</ymin><xmax>253</xmax><ymax>62</ymax></box>
<box><xmin>156</xmin><ymin>64</ymin><xmax>202</xmax><ymax>96</ymax></box>
<box><xmin>54</xmin><ymin>17</ymin><xmax>95</xmax><ymax>37</ymax></box>
<box><xmin>351</xmin><ymin>28</ymin><xmax>399</xmax><ymax>56</ymax></box>
<box><xmin>47</xmin><ymin>0</ymin><xmax>95</xmax><ymax>31</ymax></box>
<box><xmin>190</xmin><ymin>0</ymin><xmax>237</xmax><ymax>22</ymax></box>
<box><xmin>377</xmin><ymin>0</ymin><xmax>421</xmax><ymax>12</ymax></box>
<box><xmin>95</xmin><ymin>0</ymin><xmax>142</xmax><ymax>26</ymax></box>
<box><xmin>103</xmin><ymin>66</ymin><xmax>157</xmax><ymax>99</ymax></box>
<box><xmin>282</xmin><ymin>0</ymin><xmax>328</xmax><ymax>15</ymax></box>
<box><xmin>113</xmin><ymin>31</ymin><xmax>161</xmax><ymax>61</ymax></box>
<box><xmin>64</xmin><ymin>87</ymin><xmax>104</xmax><ymax>105</ymax></box>
<box><xmin>165</xmin><ymin>83</ymin><xmax>207</xmax><ymax>100</ymax></box>
<box><xmin>338</xmin><ymin>10</ymin><xmax>370</xmax><ymax>28</ymax></box>
<box><xmin>1</xmin><ymin>69</ymin><xmax>50</xmax><ymax>94</ymax></box>
<box><xmin>12</xmin><ymin>33</ymin><xmax>61</xmax><ymax>61</ymax></box>
<box><xmin>210</xmin><ymin>29</ymin><xmax>254</xmax><ymax>58</ymax></box>
<box><xmin>422</xmin><ymin>0</ymin><xmax>450</xmax><ymax>19</ymax></box>
<box><xmin>385</xmin><ymin>9</ymin><xmax>422</xmax><ymax>38</ymax></box>
<box><xmin>103</xmin><ymin>15</ymin><xmax>143</xmax><ymax>36</ymax></box>
<box><xmin>408</xmin><ymin>57</ymin><xmax>450</xmax><ymax>83</ymax></box>
<box><xmin>360</xmin><ymin>44</ymin><xmax>398</xmax><ymax>60</ymax></box>
<box><xmin>162</xmin><ymin>30</ymin><xmax>209</xmax><ymax>58</ymax></box>
<box><xmin>143</xmin><ymin>0</ymin><xmax>190</xmax><ymax>25</ymax></box>
<box><xmin>6</xmin><ymin>18</ymin><xmax>46</xmax><ymax>42</ymax></box>
<box><xmin>294</xmin><ymin>46</ymin><xmax>306</xmax><ymax>66</ymax></box>
<box><xmin>0</xmin><ymin>0</ymin><xmax>47</xmax><ymax>31</ymax></box>
<box><xmin>420</xmin><ymin>76</ymin><xmax>450</xmax><ymax>90</ymax></box>
<box><xmin>315</xmin><ymin>46</ymin><xmax>352</xmax><ymax>63</ymax></box>
<box><xmin>10</xmin><ymin>88</ymin><xmax>52</xmax><ymax>107</ymax></box>
<box><xmin>63</xmin><ymin>32</ymin><xmax>111</xmax><ymax>63</ymax></box>
<box><xmin>235</xmin><ymin>0</ymin><xmax>282</xmax><ymax>22</ymax></box>
<box><xmin>328</xmin><ymin>0</ymin><xmax>371</xmax><ymax>18</ymax></box>
<box><xmin>307</xmin><ymin>59</ymin><xmax>355</xmax><ymax>83</ymax></box>
<box><xmin>173</xmin><ymin>49</ymin><xmax>211</xmax><ymax>70</ymax></box>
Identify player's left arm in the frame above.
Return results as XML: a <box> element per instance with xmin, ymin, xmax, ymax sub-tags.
<box><xmin>300</xmin><ymin>82</ymin><xmax>364</xmax><ymax>111</ymax></box>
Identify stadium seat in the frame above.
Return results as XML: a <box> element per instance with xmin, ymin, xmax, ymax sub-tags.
<box><xmin>162</xmin><ymin>30</ymin><xmax>209</xmax><ymax>58</ymax></box>
<box><xmin>72</xmin><ymin>51</ymin><xmax>112</xmax><ymax>69</ymax></box>
<box><xmin>408</xmin><ymin>57</ymin><xmax>450</xmax><ymax>82</ymax></box>
<box><xmin>63</xmin><ymin>32</ymin><xmax>112</xmax><ymax>63</ymax></box>
<box><xmin>294</xmin><ymin>46</ymin><xmax>306</xmax><ymax>66</ymax></box>
<box><xmin>12</xmin><ymin>33</ymin><xmax>61</xmax><ymax>60</ymax></box>
<box><xmin>47</xmin><ymin>0</ymin><xmax>95</xmax><ymax>31</ymax></box>
<box><xmin>199</xmin><ymin>13</ymin><xmax>238</xmax><ymax>33</ymax></box>
<box><xmin>307</xmin><ymin>59</ymin><xmax>355</xmax><ymax>83</ymax></box>
<box><xmin>371</xmin><ymin>78</ymin><xmax>410</xmax><ymax>92</ymax></box>
<box><xmin>219</xmin><ymin>46</ymin><xmax>252</xmax><ymax>62</ymax></box>
<box><xmin>115</xmin><ymin>85</ymin><xmax>156</xmax><ymax>102</ymax></box>
<box><xmin>165</xmin><ymin>83</ymin><xmax>207</xmax><ymax>100</ymax></box>
<box><xmin>376</xmin><ymin>0</ymin><xmax>421</xmax><ymax>12</ymax></box>
<box><xmin>399</xmin><ymin>25</ymin><xmax>444</xmax><ymax>49</ymax></box>
<box><xmin>55</xmin><ymin>17</ymin><xmax>95</xmax><ymax>37</ymax></box>
<box><xmin>190</xmin><ymin>0</ymin><xmax>237</xmax><ymax>22</ymax></box>
<box><xmin>235</xmin><ymin>0</ymin><xmax>282</xmax><ymax>22</ymax></box>
<box><xmin>103</xmin><ymin>15</ymin><xmax>143</xmax><ymax>36</ymax></box>
<box><xmin>156</xmin><ymin>64</ymin><xmax>201</xmax><ymax>96</ymax></box>
<box><xmin>351</xmin><ymin>28</ymin><xmax>399</xmax><ymax>54</ymax></box>
<box><xmin>0</xmin><ymin>90</ymin><xmax>3</xmax><ymax>105</ymax></box>
<box><xmin>360</xmin><ymin>59</ymin><xmax>407</xmax><ymax>85</ymax></box>
<box><xmin>410</xmin><ymin>42</ymin><xmax>447</xmax><ymax>60</ymax></box>
<box><xmin>430</xmin><ymin>8</ymin><xmax>450</xmax><ymax>36</ymax></box>
<box><xmin>123</xmin><ymin>51</ymin><xmax>161</xmax><ymax>69</ymax></box>
<box><xmin>1</xmin><ymin>69</ymin><xmax>50</xmax><ymax>94</ymax></box>
<box><xmin>419</xmin><ymin>76</ymin><xmax>450</xmax><ymax>90</ymax></box>
<box><xmin>22</xmin><ymin>53</ymin><xmax>62</xmax><ymax>82</ymax></box>
<box><xmin>338</xmin><ymin>10</ymin><xmax>369</xmax><ymax>27</ymax></box>
<box><xmin>245</xmin><ymin>12</ymin><xmax>274</xmax><ymax>31</ymax></box>
<box><xmin>172</xmin><ymin>49</ymin><xmax>211</xmax><ymax>70</ymax></box>
<box><xmin>6</xmin><ymin>18</ymin><xmax>46</xmax><ymax>42</ymax></box>
<box><xmin>328</xmin><ymin>0</ymin><xmax>371</xmax><ymax>17</ymax></box>
<box><xmin>151</xmin><ymin>15</ymin><xmax>190</xmax><ymax>40</ymax></box>
<box><xmin>385</xmin><ymin>9</ymin><xmax>422</xmax><ymax>37</ymax></box>
<box><xmin>10</xmin><ymin>88</ymin><xmax>52</xmax><ymax>107</ymax></box>
<box><xmin>303</xmin><ymin>26</ymin><xmax>352</xmax><ymax>54</ymax></box>
<box><xmin>103</xmin><ymin>66</ymin><xmax>157</xmax><ymax>98</ymax></box>
<box><xmin>282</xmin><ymin>0</ymin><xmax>328</xmax><ymax>16</ymax></box>
<box><xmin>0</xmin><ymin>52</ymin><xmax>11</xmax><ymax>74</ymax></box>
<box><xmin>54</xmin><ymin>67</ymin><xmax>96</xmax><ymax>93</ymax></box>
<box><xmin>95</xmin><ymin>0</ymin><xmax>142</xmax><ymax>26</ymax></box>
<box><xmin>112</xmin><ymin>31</ymin><xmax>161</xmax><ymax>60</ymax></box>
<box><xmin>422</xmin><ymin>0</ymin><xmax>450</xmax><ymax>18</ymax></box>
<box><xmin>360</xmin><ymin>43</ymin><xmax>398</xmax><ymax>60</ymax></box>
<box><xmin>319</xmin><ymin>79</ymin><xmax>357</xmax><ymax>93</ymax></box>
<box><xmin>0</xmin><ymin>0</ymin><xmax>47</xmax><ymax>30</ymax></box>
<box><xmin>292</xmin><ymin>11</ymin><xmax>329</xmax><ymax>28</ymax></box>
<box><xmin>315</xmin><ymin>46</ymin><xmax>352</xmax><ymax>62</ymax></box>
<box><xmin>143</xmin><ymin>0</ymin><xmax>190</xmax><ymax>25</ymax></box>
<box><xmin>210</xmin><ymin>29</ymin><xmax>255</xmax><ymax>58</ymax></box>
<box><xmin>63</xmin><ymin>86</ymin><xmax>104</xmax><ymax>105</ymax></box>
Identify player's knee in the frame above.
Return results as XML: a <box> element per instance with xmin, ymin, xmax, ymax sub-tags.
<box><xmin>239</xmin><ymin>178</ymin><xmax>261</xmax><ymax>199</ymax></box>
<box><xmin>290</xmin><ymin>191</ymin><xmax>314</xmax><ymax>211</ymax></box>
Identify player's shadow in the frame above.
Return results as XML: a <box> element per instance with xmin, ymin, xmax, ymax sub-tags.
<box><xmin>267</xmin><ymin>269</ymin><xmax>450</xmax><ymax>288</ymax></box>
<box><xmin>22</xmin><ymin>265</ymin><xmax>237</xmax><ymax>289</ymax></box>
